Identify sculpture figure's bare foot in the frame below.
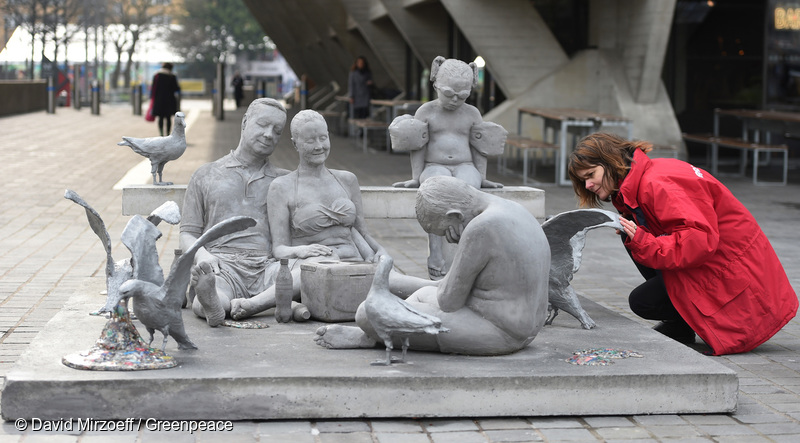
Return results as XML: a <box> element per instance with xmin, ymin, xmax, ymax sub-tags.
<box><xmin>427</xmin><ymin>256</ymin><xmax>446</xmax><ymax>280</ymax></box>
<box><xmin>230</xmin><ymin>298</ymin><xmax>254</xmax><ymax>321</ymax></box>
<box><xmin>315</xmin><ymin>325</ymin><xmax>376</xmax><ymax>349</ymax></box>
<box><xmin>154</xmin><ymin>181</ymin><xmax>174</xmax><ymax>186</ymax></box>
<box><xmin>195</xmin><ymin>272</ymin><xmax>224</xmax><ymax>327</ymax></box>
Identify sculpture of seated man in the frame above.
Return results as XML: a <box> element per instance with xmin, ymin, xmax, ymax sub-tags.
<box><xmin>391</xmin><ymin>56</ymin><xmax>507</xmax><ymax>279</ymax></box>
<box><xmin>316</xmin><ymin>175</ymin><xmax>550</xmax><ymax>355</ymax></box>
<box><xmin>180</xmin><ymin>98</ymin><xmax>289</xmax><ymax>327</ymax></box>
<box><xmin>230</xmin><ymin>110</ymin><xmax>435</xmax><ymax>320</ymax></box>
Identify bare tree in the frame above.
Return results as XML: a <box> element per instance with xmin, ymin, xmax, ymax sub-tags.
<box><xmin>1</xmin><ymin>0</ymin><xmax>41</xmax><ymax>78</ymax></box>
<box><xmin>106</xmin><ymin>0</ymin><xmax>164</xmax><ymax>89</ymax></box>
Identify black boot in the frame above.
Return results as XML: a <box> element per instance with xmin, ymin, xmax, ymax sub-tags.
<box><xmin>653</xmin><ymin>320</ymin><xmax>696</xmax><ymax>344</ymax></box>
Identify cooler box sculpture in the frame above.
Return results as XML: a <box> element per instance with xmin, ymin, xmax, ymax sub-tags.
<box><xmin>300</xmin><ymin>260</ymin><xmax>378</xmax><ymax>322</ymax></box>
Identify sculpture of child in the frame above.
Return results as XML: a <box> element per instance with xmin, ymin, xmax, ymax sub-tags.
<box><xmin>391</xmin><ymin>56</ymin><xmax>507</xmax><ymax>279</ymax></box>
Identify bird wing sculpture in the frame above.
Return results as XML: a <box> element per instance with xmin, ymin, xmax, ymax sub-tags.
<box><xmin>541</xmin><ymin>209</ymin><xmax>623</xmax><ymax>329</ymax></box>
<box><xmin>65</xmin><ymin>189</ymin><xmax>135</xmax><ymax>315</ymax></box>
<box><xmin>118</xmin><ymin>215</ymin><xmax>256</xmax><ymax>350</ymax></box>
<box><xmin>364</xmin><ymin>255</ymin><xmax>449</xmax><ymax>365</ymax></box>
<box><xmin>117</xmin><ymin>111</ymin><xmax>187</xmax><ymax>185</ymax></box>
<box><xmin>99</xmin><ymin>201</ymin><xmax>180</xmax><ymax>313</ymax></box>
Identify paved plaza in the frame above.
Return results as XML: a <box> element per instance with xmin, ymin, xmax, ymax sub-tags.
<box><xmin>1</xmin><ymin>100</ymin><xmax>799</xmax><ymax>442</ymax></box>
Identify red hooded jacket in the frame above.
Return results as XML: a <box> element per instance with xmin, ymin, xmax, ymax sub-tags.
<box><xmin>614</xmin><ymin>150</ymin><xmax>797</xmax><ymax>355</ymax></box>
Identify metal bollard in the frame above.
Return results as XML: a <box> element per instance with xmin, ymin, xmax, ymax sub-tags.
<box><xmin>47</xmin><ymin>76</ymin><xmax>56</xmax><ymax>114</ymax></box>
<box><xmin>300</xmin><ymin>76</ymin><xmax>307</xmax><ymax>110</ymax></box>
<box><xmin>215</xmin><ymin>62</ymin><xmax>225</xmax><ymax>121</ymax></box>
<box><xmin>211</xmin><ymin>83</ymin><xmax>218</xmax><ymax>118</ymax></box>
<box><xmin>72</xmin><ymin>78</ymin><xmax>81</xmax><ymax>110</ymax></box>
<box><xmin>90</xmin><ymin>80</ymin><xmax>100</xmax><ymax>115</ymax></box>
<box><xmin>132</xmin><ymin>84</ymin><xmax>142</xmax><ymax>115</ymax></box>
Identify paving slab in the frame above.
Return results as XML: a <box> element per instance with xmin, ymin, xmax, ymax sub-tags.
<box><xmin>2</xmin><ymin>276</ymin><xmax>737</xmax><ymax>421</ymax></box>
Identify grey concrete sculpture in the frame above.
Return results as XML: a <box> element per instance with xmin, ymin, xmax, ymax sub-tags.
<box><xmin>118</xmin><ymin>215</ymin><xmax>256</xmax><ymax>350</ymax></box>
<box><xmin>364</xmin><ymin>255</ymin><xmax>449</xmax><ymax>365</ymax></box>
<box><xmin>316</xmin><ymin>176</ymin><xmax>549</xmax><ymax>360</ymax></box>
<box><xmin>118</xmin><ymin>111</ymin><xmax>187</xmax><ymax>185</ymax></box>
<box><xmin>541</xmin><ymin>209</ymin><xmax>623</xmax><ymax>329</ymax></box>
<box><xmin>390</xmin><ymin>56</ymin><xmax>507</xmax><ymax>279</ymax></box>
<box><xmin>62</xmin><ymin>191</ymin><xmax>181</xmax><ymax>370</ymax></box>
<box><xmin>64</xmin><ymin>190</ymin><xmax>134</xmax><ymax>315</ymax></box>
<box><xmin>64</xmin><ymin>191</ymin><xmax>179</xmax><ymax>315</ymax></box>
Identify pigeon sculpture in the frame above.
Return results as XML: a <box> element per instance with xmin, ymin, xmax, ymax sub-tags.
<box><xmin>64</xmin><ymin>190</ymin><xmax>179</xmax><ymax>315</ymax></box>
<box><xmin>116</xmin><ymin>215</ymin><xmax>256</xmax><ymax>351</ymax></box>
<box><xmin>541</xmin><ymin>208</ymin><xmax>623</xmax><ymax>329</ymax></box>
<box><xmin>118</xmin><ymin>111</ymin><xmax>187</xmax><ymax>185</ymax></box>
<box><xmin>364</xmin><ymin>255</ymin><xmax>449</xmax><ymax>365</ymax></box>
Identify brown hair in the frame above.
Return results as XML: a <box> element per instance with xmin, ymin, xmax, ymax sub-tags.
<box><xmin>351</xmin><ymin>56</ymin><xmax>370</xmax><ymax>72</ymax></box>
<box><xmin>568</xmin><ymin>132</ymin><xmax>652</xmax><ymax>208</ymax></box>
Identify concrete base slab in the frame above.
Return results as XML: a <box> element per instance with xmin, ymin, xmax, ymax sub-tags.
<box><xmin>1</xmin><ymin>277</ymin><xmax>737</xmax><ymax>420</ymax></box>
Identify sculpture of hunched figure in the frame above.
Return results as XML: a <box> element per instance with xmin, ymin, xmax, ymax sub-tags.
<box><xmin>180</xmin><ymin>98</ymin><xmax>290</xmax><ymax>327</ymax></box>
<box><xmin>316</xmin><ymin>176</ymin><xmax>549</xmax><ymax>356</ymax></box>
<box><xmin>391</xmin><ymin>56</ymin><xmax>507</xmax><ymax>279</ymax></box>
<box><xmin>229</xmin><ymin>110</ymin><xmax>437</xmax><ymax>321</ymax></box>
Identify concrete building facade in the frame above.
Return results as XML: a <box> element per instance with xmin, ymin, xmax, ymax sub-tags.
<box><xmin>242</xmin><ymin>0</ymin><xmax>683</xmax><ymax>149</ymax></box>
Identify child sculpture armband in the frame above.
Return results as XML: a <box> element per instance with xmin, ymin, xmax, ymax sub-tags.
<box><xmin>388</xmin><ymin>114</ymin><xmax>428</xmax><ymax>153</ymax></box>
<box><xmin>470</xmin><ymin>121</ymin><xmax>508</xmax><ymax>157</ymax></box>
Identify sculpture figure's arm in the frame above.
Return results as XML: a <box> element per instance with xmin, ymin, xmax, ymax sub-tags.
<box><xmin>342</xmin><ymin>171</ymin><xmax>387</xmax><ymax>261</ymax></box>
<box><xmin>436</xmin><ymin>223</ymin><xmax>488</xmax><ymax>312</ymax></box>
<box><xmin>180</xmin><ymin>171</ymin><xmax>219</xmax><ymax>272</ymax></box>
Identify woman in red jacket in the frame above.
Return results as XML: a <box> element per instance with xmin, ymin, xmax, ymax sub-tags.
<box><xmin>568</xmin><ymin>132</ymin><xmax>797</xmax><ymax>355</ymax></box>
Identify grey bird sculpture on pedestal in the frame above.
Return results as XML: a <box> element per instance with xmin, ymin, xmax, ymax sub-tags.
<box><xmin>541</xmin><ymin>209</ymin><xmax>623</xmax><ymax>329</ymax></box>
<box><xmin>364</xmin><ymin>255</ymin><xmax>449</xmax><ymax>365</ymax></box>
<box><xmin>118</xmin><ymin>111</ymin><xmax>187</xmax><ymax>185</ymax></box>
<box><xmin>116</xmin><ymin>215</ymin><xmax>257</xmax><ymax>351</ymax></box>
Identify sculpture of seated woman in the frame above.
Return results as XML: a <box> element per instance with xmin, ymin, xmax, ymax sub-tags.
<box><xmin>230</xmin><ymin>110</ymin><xmax>434</xmax><ymax>320</ymax></box>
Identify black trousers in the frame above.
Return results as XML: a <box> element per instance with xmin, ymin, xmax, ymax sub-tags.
<box><xmin>623</xmin><ymin>235</ymin><xmax>685</xmax><ymax>322</ymax></box>
<box><xmin>353</xmin><ymin>107</ymin><xmax>369</xmax><ymax>119</ymax></box>
<box><xmin>158</xmin><ymin>115</ymin><xmax>172</xmax><ymax>136</ymax></box>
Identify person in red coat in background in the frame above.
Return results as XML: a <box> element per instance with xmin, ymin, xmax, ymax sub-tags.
<box><xmin>568</xmin><ymin>132</ymin><xmax>797</xmax><ymax>355</ymax></box>
<box><xmin>151</xmin><ymin>62</ymin><xmax>181</xmax><ymax>136</ymax></box>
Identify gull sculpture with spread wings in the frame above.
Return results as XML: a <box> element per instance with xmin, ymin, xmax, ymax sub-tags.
<box><xmin>541</xmin><ymin>208</ymin><xmax>623</xmax><ymax>329</ymax></box>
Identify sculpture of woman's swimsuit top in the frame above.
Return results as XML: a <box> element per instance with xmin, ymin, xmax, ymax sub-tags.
<box><xmin>291</xmin><ymin>170</ymin><xmax>357</xmax><ymax>239</ymax></box>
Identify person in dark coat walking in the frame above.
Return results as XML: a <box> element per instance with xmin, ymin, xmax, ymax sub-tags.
<box><xmin>348</xmin><ymin>56</ymin><xmax>373</xmax><ymax>119</ymax></box>
<box><xmin>151</xmin><ymin>62</ymin><xmax>181</xmax><ymax>136</ymax></box>
<box><xmin>231</xmin><ymin>71</ymin><xmax>245</xmax><ymax>109</ymax></box>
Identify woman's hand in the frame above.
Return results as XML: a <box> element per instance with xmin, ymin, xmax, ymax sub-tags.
<box><xmin>296</xmin><ymin>244</ymin><xmax>334</xmax><ymax>259</ymax></box>
<box><xmin>619</xmin><ymin>217</ymin><xmax>638</xmax><ymax>239</ymax></box>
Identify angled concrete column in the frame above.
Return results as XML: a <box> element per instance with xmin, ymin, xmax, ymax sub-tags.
<box><xmin>616</xmin><ymin>0</ymin><xmax>677</xmax><ymax>104</ymax></box>
<box><xmin>379</xmin><ymin>0</ymin><xmax>449</xmax><ymax>68</ymax></box>
<box><xmin>262</xmin><ymin>1</ymin><xmax>340</xmax><ymax>88</ymax></box>
<box><xmin>480</xmin><ymin>0</ymin><xmax>682</xmax><ymax>151</ymax></box>
<box><xmin>341</xmin><ymin>0</ymin><xmax>406</xmax><ymax>91</ymax></box>
<box><xmin>440</xmin><ymin>0</ymin><xmax>568</xmax><ymax>98</ymax></box>
<box><xmin>290</xmin><ymin>0</ymin><xmax>356</xmax><ymax>90</ymax></box>
<box><xmin>299</xmin><ymin>3</ymin><xmax>357</xmax><ymax>83</ymax></box>
<box><xmin>242</xmin><ymin>0</ymin><xmax>312</xmax><ymax>83</ymax></box>
<box><xmin>313</xmin><ymin>0</ymin><xmax>395</xmax><ymax>91</ymax></box>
